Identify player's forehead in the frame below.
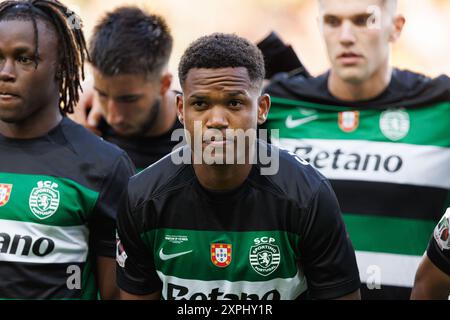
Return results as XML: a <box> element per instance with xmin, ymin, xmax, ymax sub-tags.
<box><xmin>94</xmin><ymin>70</ymin><xmax>155</xmax><ymax>92</ymax></box>
<box><xmin>183</xmin><ymin>67</ymin><xmax>255</xmax><ymax>95</ymax></box>
<box><xmin>319</xmin><ymin>0</ymin><xmax>385</xmax><ymax>17</ymax></box>
<box><xmin>0</xmin><ymin>18</ymin><xmax>57</xmax><ymax>53</ymax></box>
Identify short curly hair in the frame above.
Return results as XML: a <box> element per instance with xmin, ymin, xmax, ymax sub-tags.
<box><xmin>178</xmin><ymin>33</ymin><xmax>265</xmax><ymax>89</ymax></box>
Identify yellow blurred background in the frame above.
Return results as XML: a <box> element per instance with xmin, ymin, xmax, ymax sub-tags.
<box><xmin>67</xmin><ymin>0</ymin><xmax>450</xmax><ymax>88</ymax></box>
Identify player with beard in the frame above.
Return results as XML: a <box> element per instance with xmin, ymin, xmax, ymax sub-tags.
<box><xmin>71</xmin><ymin>7</ymin><xmax>182</xmax><ymax>171</ymax></box>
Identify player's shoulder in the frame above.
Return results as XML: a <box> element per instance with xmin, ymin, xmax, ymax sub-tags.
<box><xmin>60</xmin><ymin>117</ymin><xmax>132</xmax><ymax>170</ymax></box>
<box><xmin>390</xmin><ymin>69</ymin><xmax>450</xmax><ymax>107</ymax></box>
<box><xmin>127</xmin><ymin>146</ymin><xmax>194</xmax><ymax>207</ymax></box>
<box><xmin>392</xmin><ymin>69</ymin><xmax>450</xmax><ymax>91</ymax></box>
<box><xmin>253</xmin><ymin>141</ymin><xmax>328</xmax><ymax>208</ymax></box>
<box><xmin>264</xmin><ymin>72</ymin><xmax>327</xmax><ymax>100</ymax></box>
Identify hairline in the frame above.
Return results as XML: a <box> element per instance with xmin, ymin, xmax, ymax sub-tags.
<box><xmin>318</xmin><ymin>0</ymin><xmax>398</xmax><ymax>15</ymax></box>
<box><xmin>181</xmin><ymin>66</ymin><xmax>263</xmax><ymax>93</ymax></box>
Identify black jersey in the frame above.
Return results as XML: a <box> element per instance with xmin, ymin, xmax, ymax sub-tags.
<box><xmin>116</xmin><ymin>142</ymin><xmax>360</xmax><ymax>300</ymax></box>
<box><xmin>99</xmin><ymin>114</ymin><xmax>183</xmax><ymax>171</ymax></box>
<box><xmin>427</xmin><ymin>208</ymin><xmax>450</xmax><ymax>276</ymax></box>
<box><xmin>0</xmin><ymin>117</ymin><xmax>135</xmax><ymax>299</ymax></box>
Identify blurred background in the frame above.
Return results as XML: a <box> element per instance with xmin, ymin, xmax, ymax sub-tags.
<box><xmin>67</xmin><ymin>0</ymin><xmax>450</xmax><ymax>88</ymax></box>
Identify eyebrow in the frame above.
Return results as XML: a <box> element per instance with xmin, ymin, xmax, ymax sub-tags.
<box><xmin>116</xmin><ymin>94</ymin><xmax>142</xmax><ymax>100</ymax></box>
<box><xmin>323</xmin><ymin>13</ymin><xmax>372</xmax><ymax>20</ymax></box>
<box><xmin>188</xmin><ymin>94</ymin><xmax>208</xmax><ymax>100</ymax></box>
<box><xmin>188</xmin><ymin>91</ymin><xmax>249</xmax><ymax>100</ymax></box>
<box><xmin>12</xmin><ymin>46</ymin><xmax>35</xmax><ymax>54</ymax></box>
<box><xmin>224</xmin><ymin>90</ymin><xmax>249</xmax><ymax>97</ymax></box>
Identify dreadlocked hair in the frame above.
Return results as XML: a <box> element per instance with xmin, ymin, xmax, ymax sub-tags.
<box><xmin>0</xmin><ymin>0</ymin><xmax>89</xmax><ymax>114</ymax></box>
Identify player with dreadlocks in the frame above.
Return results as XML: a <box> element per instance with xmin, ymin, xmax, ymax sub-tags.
<box><xmin>0</xmin><ymin>0</ymin><xmax>135</xmax><ymax>299</ymax></box>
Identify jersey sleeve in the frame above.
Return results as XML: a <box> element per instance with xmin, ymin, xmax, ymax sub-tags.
<box><xmin>299</xmin><ymin>179</ymin><xmax>361</xmax><ymax>299</ymax></box>
<box><xmin>427</xmin><ymin>208</ymin><xmax>450</xmax><ymax>276</ymax></box>
<box><xmin>89</xmin><ymin>152</ymin><xmax>136</xmax><ymax>257</ymax></box>
<box><xmin>116</xmin><ymin>187</ymin><xmax>162</xmax><ymax>295</ymax></box>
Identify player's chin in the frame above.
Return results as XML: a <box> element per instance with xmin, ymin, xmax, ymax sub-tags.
<box><xmin>337</xmin><ymin>68</ymin><xmax>367</xmax><ymax>84</ymax></box>
<box><xmin>111</xmin><ymin>125</ymin><xmax>138</xmax><ymax>136</ymax></box>
<box><xmin>0</xmin><ymin>107</ymin><xmax>26</xmax><ymax>123</ymax></box>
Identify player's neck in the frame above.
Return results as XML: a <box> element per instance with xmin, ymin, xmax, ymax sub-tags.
<box><xmin>144</xmin><ymin>90</ymin><xmax>177</xmax><ymax>137</ymax></box>
<box><xmin>193</xmin><ymin>163</ymin><xmax>253</xmax><ymax>191</ymax></box>
<box><xmin>328</xmin><ymin>66</ymin><xmax>392</xmax><ymax>102</ymax></box>
<box><xmin>0</xmin><ymin>100</ymin><xmax>62</xmax><ymax>139</ymax></box>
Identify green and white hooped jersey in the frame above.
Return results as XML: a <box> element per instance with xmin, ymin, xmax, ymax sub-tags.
<box><xmin>116</xmin><ymin>145</ymin><xmax>360</xmax><ymax>300</ymax></box>
<box><xmin>265</xmin><ymin>70</ymin><xmax>450</xmax><ymax>299</ymax></box>
<box><xmin>0</xmin><ymin>118</ymin><xmax>135</xmax><ymax>299</ymax></box>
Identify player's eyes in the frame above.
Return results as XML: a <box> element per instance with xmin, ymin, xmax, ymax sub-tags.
<box><xmin>192</xmin><ymin>101</ymin><xmax>208</xmax><ymax>109</ymax></box>
<box><xmin>353</xmin><ymin>15</ymin><xmax>370</xmax><ymax>27</ymax></box>
<box><xmin>324</xmin><ymin>16</ymin><xmax>341</xmax><ymax>27</ymax></box>
<box><xmin>118</xmin><ymin>96</ymin><xmax>139</xmax><ymax>103</ymax></box>
<box><xmin>228</xmin><ymin>100</ymin><xmax>243</xmax><ymax>108</ymax></box>
<box><xmin>17</xmin><ymin>56</ymin><xmax>34</xmax><ymax>65</ymax></box>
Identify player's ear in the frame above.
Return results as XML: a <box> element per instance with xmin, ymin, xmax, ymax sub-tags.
<box><xmin>159</xmin><ymin>72</ymin><xmax>173</xmax><ymax>96</ymax></box>
<box><xmin>389</xmin><ymin>14</ymin><xmax>405</xmax><ymax>42</ymax></box>
<box><xmin>176</xmin><ymin>94</ymin><xmax>184</xmax><ymax>125</ymax></box>
<box><xmin>257</xmin><ymin>94</ymin><xmax>271</xmax><ymax>125</ymax></box>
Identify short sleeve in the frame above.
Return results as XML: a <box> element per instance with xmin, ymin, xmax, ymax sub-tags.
<box><xmin>427</xmin><ymin>208</ymin><xmax>450</xmax><ymax>276</ymax></box>
<box><xmin>89</xmin><ymin>152</ymin><xmax>136</xmax><ymax>257</ymax></box>
<box><xmin>116</xmin><ymin>188</ymin><xmax>162</xmax><ymax>295</ymax></box>
<box><xmin>300</xmin><ymin>180</ymin><xmax>361</xmax><ymax>299</ymax></box>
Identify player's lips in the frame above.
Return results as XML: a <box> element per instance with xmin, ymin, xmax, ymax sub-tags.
<box><xmin>0</xmin><ymin>90</ymin><xmax>20</xmax><ymax>102</ymax></box>
<box><xmin>337</xmin><ymin>52</ymin><xmax>363</xmax><ymax>65</ymax></box>
<box><xmin>203</xmin><ymin>137</ymin><xmax>234</xmax><ymax>146</ymax></box>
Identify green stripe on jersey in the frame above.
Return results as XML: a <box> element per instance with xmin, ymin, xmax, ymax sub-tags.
<box><xmin>268</xmin><ymin>98</ymin><xmax>450</xmax><ymax>148</ymax></box>
<box><xmin>0</xmin><ymin>172</ymin><xmax>99</xmax><ymax>227</ymax></box>
<box><xmin>80</xmin><ymin>258</ymin><xmax>98</xmax><ymax>300</ymax></box>
<box><xmin>343</xmin><ymin>213</ymin><xmax>436</xmax><ymax>256</ymax></box>
<box><xmin>142</xmin><ymin>229</ymin><xmax>301</xmax><ymax>282</ymax></box>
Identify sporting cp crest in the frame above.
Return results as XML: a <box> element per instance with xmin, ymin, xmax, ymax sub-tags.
<box><xmin>434</xmin><ymin>209</ymin><xmax>450</xmax><ymax>251</ymax></box>
<box><xmin>379</xmin><ymin>109</ymin><xmax>410</xmax><ymax>141</ymax></box>
<box><xmin>249</xmin><ymin>239</ymin><xmax>281</xmax><ymax>276</ymax></box>
<box><xmin>211</xmin><ymin>243</ymin><xmax>232</xmax><ymax>268</ymax></box>
<box><xmin>29</xmin><ymin>181</ymin><xmax>60</xmax><ymax>220</ymax></box>
<box><xmin>0</xmin><ymin>184</ymin><xmax>13</xmax><ymax>207</ymax></box>
<box><xmin>338</xmin><ymin>111</ymin><xmax>359</xmax><ymax>133</ymax></box>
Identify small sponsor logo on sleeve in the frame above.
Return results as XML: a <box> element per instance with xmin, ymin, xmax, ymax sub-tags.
<box><xmin>116</xmin><ymin>230</ymin><xmax>128</xmax><ymax>268</ymax></box>
<box><xmin>434</xmin><ymin>208</ymin><xmax>450</xmax><ymax>251</ymax></box>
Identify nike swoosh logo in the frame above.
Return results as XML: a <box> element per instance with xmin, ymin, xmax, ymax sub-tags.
<box><xmin>159</xmin><ymin>248</ymin><xmax>193</xmax><ymax>261</ymax></box>
<box><xmin>285</xmin><ymin>115</ymin><xmax>319</xmax><ymax>129</ymax></box>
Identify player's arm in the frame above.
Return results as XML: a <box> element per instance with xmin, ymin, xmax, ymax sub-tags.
<box><xmin>97</xmin><ymin>256</ymin><xmax>119</xmax><ymax>300</ymax></box>
<box><xmin>411</xmin><ymin>209</ymin><xmax>450</xmax><ymax>300</ymax></box>
<box><xmin>335</xmin><ymin>289</ymin><xmax>361</xmax><ymax>300</ymax></box>
<box><xmin>91</xmin><ymin>153</ymin><xmax>136</xmax><ymax>299</ymax></box>
<box><xmin>120</xmin><ymin>290</ymin><xmax>161</xmax><ymax>300</ymax></box>
<box><xmin>411</xmin><ymin>253</ymin><xmax>450</xmax><ymax>300</ymax></box>
<box><xmin>116</xmin><ymin>186</ymin><xmax>163</xmax><ymax>300</ymax></box>
<box><xmin>300</xmin><ymin>179</ymin><xmax>361</xmax><ymax>300</ymax></box>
